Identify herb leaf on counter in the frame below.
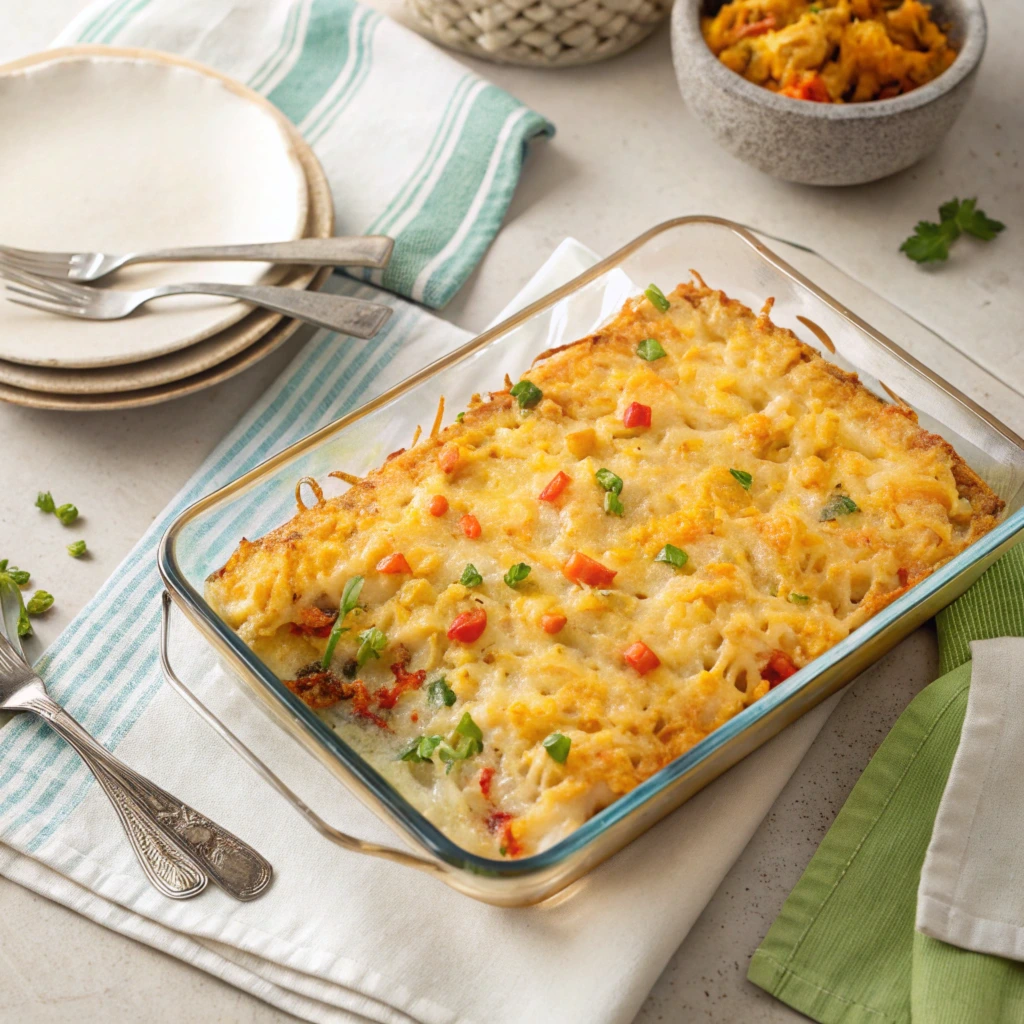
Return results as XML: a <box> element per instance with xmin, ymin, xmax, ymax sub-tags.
<box><xmin>901</xmin><ymin>198</ymin><xmax>1004</xmax><ymax>263</ymax></box>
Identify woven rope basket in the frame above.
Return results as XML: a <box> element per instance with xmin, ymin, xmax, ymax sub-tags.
<box><xmin>405</xmin><ymin>0</ymin><xmax>672</xmax><ymax>66</ymax></box>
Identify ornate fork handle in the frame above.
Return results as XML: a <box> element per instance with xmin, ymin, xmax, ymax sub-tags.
<box><xmin>19</xmin><ymin>690</ymin><xmax>272</xmax><ymax>901</ymax></box>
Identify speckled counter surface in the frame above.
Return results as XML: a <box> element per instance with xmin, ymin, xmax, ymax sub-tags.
<box><xmin>0</xmin><ymin>2</ymin><xmax>1021</xmax><ymax>1021</ymax></box>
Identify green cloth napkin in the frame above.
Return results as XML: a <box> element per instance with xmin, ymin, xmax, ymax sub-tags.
<box><xmin>748</xmin><ymin>544</ymin><xmax>1024</xmax><ymax>1024</ymax></box>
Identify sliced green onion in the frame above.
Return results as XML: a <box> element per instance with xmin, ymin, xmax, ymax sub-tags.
<box><xmin>67</xmin><ymin>540</ymin><xmax>87</xmax><ymax>559</ymax></box>
<box><xmin>321</xmin><ymin>575</ymin><xmax>364</xmax><ymax>669</ymax></box>
<box><xmin>542</xmin><ymin>732</ymin><xmax>571</xmax><ymax>763</ymax></box>
<box><xmin>655</xmin><ymin>544</ymin><xmax>688</xmax><ymax>568</ymax></box>
<box><xmin>437</xmin><ymin>712</ymin><xmax>484</xmax><ymax>772</ymax></box>
<box><xmin>456</xmin><ymin>412</ymin><xmax>465</xmax><ymax>423</ymax></box>
<box><xmin>636</xmin><ymin>338</ymin><xmax>667</xmax><ymax>361</ymax></box>
<box><xmin>356</xmin><ymin>626</ymin><xmax>387</xmax><ymax>667</ymax></box>
<box><xmin>427</xmin><ymin>677</ymin><xmax>457</xmax><ymax>707</ymax></box>
<box><xmin>503</xmin><ymin>562</ymin><xmax>531</xmax><ymax>588</ymax></box>
<box><xmin>645</xmin><ymin>284</ymin><xmax>671</xmax><ymax>312</ymax></box>
<box><xmin>455</xmin><ymin>711</ymin><xmax>483</xmax><ymax>742</ymax></box>
<box><xmin>460</xmin><ymin>563</ymin><xmax>483</xmax><ymax>587</ymax></box>
<box><xmin>789</xmin><ymin>593</ymin><xmax>810</xmax><ymax>604</ymax></box>
<box><xmin>35</xmin><ymin>492</ymin><xmax>55</xmax><ymax>514</ymax></box>
<box><xmin>604</xmin><ymin>491</ymin><xmax>624</xmax><ymax>516</ymax></box>
<box><xmin>0</xmin><ymin>570</ymin><xmax>32</xmax><ymax>637</ymax></box>
<box><xmin>729</xmin><ymin>468</ymin><xmax>753</xmax><ymax>490</ymax></box>
<box><xmin>820</xmin><ymin>494</ymin><xmax>860</xmax><ymax>521</ymax></box>
<box><xmin>510</xmin><ymin>380</ymin><xmax>543</xmax><ymax>409</ymax></box>
<box><xmin>26</xmin><ymin>590</ymin><xmax>53</xmax><ymax>616</ymax></box>
<box><xmin>398</xmin><ymin>735</ymin><xmax>443</xmax><ymax>763</ymax></box>
<box><xmin>0</xmin><ymin>561</ymin><xmax>30</xmax><ymax>586</ymax></box>
<box><xmin>55</xmin><ymin>503</ymin><xmax>79</xmax><ymax>526</ymax></box>
<box><xmin>595</xmin><ymin>469</ymin><xmax>623</xmax><ymax>495</ymax></box>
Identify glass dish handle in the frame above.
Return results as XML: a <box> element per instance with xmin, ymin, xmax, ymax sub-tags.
<box><xmin>159</xmin><ymin>593</ymin><xmax>446</xmax><ymax>879</ymax></box>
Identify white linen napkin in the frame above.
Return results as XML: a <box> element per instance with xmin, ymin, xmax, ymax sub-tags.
<box><xmin>0</xmin><ymin>242</ymin><xmax>839</xmax><ymax>1024</ymax></box>
<box><xmin>917</xmin><ymin>637</ymin><xmax>1024</xmax><ymax>960</ymax></box>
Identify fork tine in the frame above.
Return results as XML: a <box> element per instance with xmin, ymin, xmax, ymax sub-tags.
<box><xmin>6</xmin><ymin>295</ymin><xmax>94</xmax><ymax>319</ymax></box>
<box><xmin>5</xmin><ymin>284</ymin><xmax>88</xmax><ymax>308</ymax></box>
<box><xmin>0</xmin><ymin>251</ymin><xmax>71</xmax><ymax>273</ymax></box>
<box><xmin>0</xmin><ymin>265</ymin><xmax>91</xmax><ymax>301</ymax></box>
<box><xmin>0</xmin><ymin>244</ymin><xmax>76</xmax><ymax>262</ymax></box>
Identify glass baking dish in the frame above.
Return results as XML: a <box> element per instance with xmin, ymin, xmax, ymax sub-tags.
<box><xmin>158</xmin><ymin>217</ymin><xmax>1024</xmax><ymax>906</ymax></box>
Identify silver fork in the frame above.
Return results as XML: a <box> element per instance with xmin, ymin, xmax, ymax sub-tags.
<box><xmin>0</xmin><ymin>265</ymin><xmax>393</xmax><ymax>338</ymax></box>
<box><xmin>0</xmin><ymin>585</ymin><xmax>272</xmax><ymax>901</ymax></box>
<box><xmin>0</xmin><ymin>235</ymin><xmax>394</xmax><ymax>283</ymax></box>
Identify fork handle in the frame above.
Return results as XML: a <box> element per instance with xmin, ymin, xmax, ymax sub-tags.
<box><xmin>153</xmin><ymin>283</ymin><xmax>393</xmax><ymax>338</ymax></box>
<box><xmin>17</xmin><ymin>691</ymin><xmax>272</xmax><ymax>901</ymax></box>
<box><xmin>135</xmin><ymin>236</ymin><xmax>394</xmax><ymax>270</ymax></box>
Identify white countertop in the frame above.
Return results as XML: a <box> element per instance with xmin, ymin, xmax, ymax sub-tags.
<box><xmin>0</xmin><ymin>2</ymin><xmax>1021</xmax><ymax>1021</ymax></box>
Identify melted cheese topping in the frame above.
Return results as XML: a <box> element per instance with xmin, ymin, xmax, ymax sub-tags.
<box><xmin>206</xmin><ymin>281</ymin><xmax>1002</xmax><ymax>858</ymax></box>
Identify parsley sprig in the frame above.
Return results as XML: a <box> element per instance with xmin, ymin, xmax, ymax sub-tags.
<box><xmin>901</xmin><ymin>198</ymin><xmax>1005</xmax><ymax>264</ymax></box>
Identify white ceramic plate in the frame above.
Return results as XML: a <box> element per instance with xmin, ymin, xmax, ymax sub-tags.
<box><xmin>0</xmin><ymin>50</ymin><xmax>309</xmax><ymax>368</ymax></box>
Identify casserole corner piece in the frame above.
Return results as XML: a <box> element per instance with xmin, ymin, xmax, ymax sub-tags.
<box><xmin>204</xmin><ymin>276</ymin><xmax>1003</xmax><ymax>864</ymax></box>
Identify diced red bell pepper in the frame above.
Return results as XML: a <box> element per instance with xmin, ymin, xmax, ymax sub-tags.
<box><xmin>438</xmin><ymin>444</ymin><xmax>460</xmax><ymax>474</ymax></box>
<box><xmin>735</xmin><ymin>13</ymin><xmax>775</xmax><ymax>38</ymax></box>
<box><xmin>539</xmin><ymin>471</ymin><xmax>571</xmax><ymax>502</ymax></box>
<box><xmin>447</xmin><ymin>607</ymin><xmax>487</xmax><ymax>643</ymax></box>
<box><xmin>376</xmin><ymin>553</ymin><xmax>412</xmax><ymax>574</ymax></box>
<box><xmin>762</xmin><ymin>650</ymin><xmax>798</xmax><ymax>688</ymax></box>
<box><xmin>622</xmin><ymin>402</ymin><xmax>652</xmax><ymax>429</ymax></box>
<box><xmin>562</xmin><ymin>551</ymin><xmax>617</xmax><ymax>588</ymax></box>
<box><xmin>624</xmin><ymin>641</ymin><xmax>660</xmax><ymax>676</ymax></box>
<box><xmin>541</xmin><ymin>612</ymin><xmax>567</xmax><ymax>634</ymax></box>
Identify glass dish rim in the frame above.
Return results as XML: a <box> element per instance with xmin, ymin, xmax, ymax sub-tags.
<box><xmin>158</xmin><ymin>215</ymin><xmax>1024</xmax><ymax>878</ymax></box>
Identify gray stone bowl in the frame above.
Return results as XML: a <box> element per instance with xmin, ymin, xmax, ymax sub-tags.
<box><xmin>671</xmin><ymin>0</ymin><xmax>986</xmax><ymax>186</ymax></box>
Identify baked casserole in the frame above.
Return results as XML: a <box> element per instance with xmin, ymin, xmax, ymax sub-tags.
<box><xmin>207</xmin><ymin>279</ymin><xmax>1002</xmax><ymax>859</ymax></box>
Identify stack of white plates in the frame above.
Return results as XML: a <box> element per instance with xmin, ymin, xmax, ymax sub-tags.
<box><xmin>0</xmin><ymin>47</ymin><xmax>335</xmax><ymax>411</ymax></box>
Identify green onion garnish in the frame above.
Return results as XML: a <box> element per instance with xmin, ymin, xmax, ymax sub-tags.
<box><xmin>604</xmin><ymin>491</ymin><xmax>624</xmax><ymax>516</ymax></box>
<box><xmin>356</xmin><ymin>626</ymin><xmax>388</xmax><ymax>667</ymax></box>
<box><xmin>636</xmin><ymin>338</ymin><xmax>667</xmax><ymax>361</ymax></box>
<box><xmin>456</xmin><ymin>412</ymin><xmax>465</xmax><ymax>423</ymax></box>
<box><xmin>55</xmin><ymin>503</ymin><xmax>79</xmax><ymax>526</ymax></box>
<box><xmin>398</xmin><ymin>735</ymin><xmax>443</xmax><ymax>763</ymax></box>
<box><xmin>595</xmin><ymin>469</ymin><xmax>623</xmax><ymax>495</ymax></box>
<box><xmin>35</xmin><ymin>492</ymin><xmax>55</xmax><ymax>514</ymax></box>
<box><xmin>820</xmin><ymin>494</ymin><xmax>860</xmax><ymax>521</ymax></box>
<box><xmin>542</xmin><ymin>732</ymin><xmax>571</xmax><ymax>763</ymax></box>
<box><xmin>503</xmin><ymin>562</ymin><xmax>531</xmax><ymax>588</ymax></box>
<box><xmin>510</xmin><ymin>380</ymin><xmax>543</xmax><ymax>409</ymax></box>
<box><xmin>645</xmin><ymin>284</ymin><xmax>671</xmax><ymax>312</ymax></box>
<box><xmin>655</xmin><ymin>544</ymin><xmax>688</xmax><ymax>568</ymax></box>
<box><xmin>67</xmin><ymin>540</ymin><xmax>87</xmax><ymax>559</ymax></box>
<box><xmin>460</xmin><ymin>563</ymin><xmax>483</xmax><ymax>587</ymax></box>
<box><xmin>26</xmin><ymin>590</ymin><xmax>53</xmax><ymax>616</ymax></box>
<box><xmin>789</xmin><ymin>593</ymin><xmax>810</xmax><ymax>604</ymax></box>
<box><xmin>729</xmin><ymin>468</ymin><xmax>752</xmax><ymax>490</ymax></box>
<box><xmin>321</xmin><ymin>575</ymin><xmax>364</xmax><ymax>669</ymax></box>
<box><xmin>0</xmin><ymin>560</ymin><xmax>30</xmax><ymax>586</ymax></box>
<box><xmin>437</xmin><ymin>712</ymin><xmax>484</xmax><ymax>772</ymax></box>
<box><xmin>0</xmin><ymin>563</ymin><xmax>32</xmax><ymax>637</ymax></box>
<box><xmin>428</xmin><ymin>677</ymin><xmax>457</xmax><ymax>707</ymax></box>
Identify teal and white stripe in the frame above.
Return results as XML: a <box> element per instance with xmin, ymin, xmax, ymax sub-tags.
<box><xmin>0</xmin><ymin>279</ymin><xmax>471</xmax><ymax>850</ymax></box>
<box><xmin>56</xmin><ymin>0</ymin><xmax>554</xmax><ymax>309</ymax></box>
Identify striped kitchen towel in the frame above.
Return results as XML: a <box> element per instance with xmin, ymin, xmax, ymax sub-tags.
<box><xmin>56</xmin><ymin>0</ymin><xmax>553</xmax><ymax>308</ymax></box>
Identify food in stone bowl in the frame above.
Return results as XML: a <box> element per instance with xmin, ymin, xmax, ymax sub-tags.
<box><xmin>671</xmin><ymin>0</ymin><xmax>986</xmax><ymax>184</ymax></box>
